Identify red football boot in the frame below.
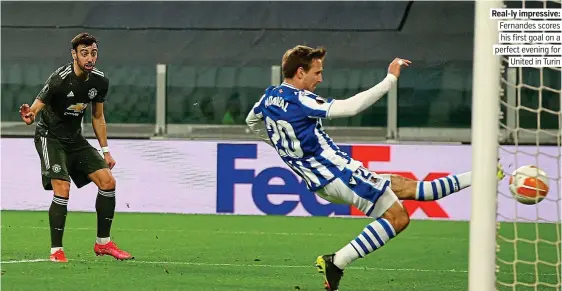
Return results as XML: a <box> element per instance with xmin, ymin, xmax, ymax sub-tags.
<box><xmin>50</xmin><ymin>249</ymin><xmax>68</xmax><ymax>263</ymax></box>
<box><xmin>94</xmin><ymin>241</ymin><xmax>133</xmax><ymax>260</ymax></box>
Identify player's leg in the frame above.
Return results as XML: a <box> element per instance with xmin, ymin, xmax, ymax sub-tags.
<box><xmin>34</xmin><ymin>135</ymin><xmax>71</xmax><ymax>262</ymax></box>
<box><xmin>88</xmin><ymin>168</ymin><xmax>116</xmax><ymax>244</ymax></box>
<box><xmin>381</xmin><ymin>161</ymin><xmax>505</xmax><ymax>201</ymax></box>
<box><xmin>314</xmin><ymin>168</ymin><xmax>409</xmax><ymax>290</ymax></box>
<box><xmin>49</xmin><ymin>179</ymin><xmax>71</xmax><ymax>262</ymax></box>
<box><xmin>327</xmin><ymin>177</ymin><xmax>409</xmax><ymax>269</ymax></box>
<box><xmin>70</xmin><ymin>143</ymin><xmax>132</xmax><ymax>260</ymax></box>
<box><xmin>329</xmin><ymin>200</ymin><xmax>409</xmax><ymax>267</ymax></box>
<box><xmin>383</xmin><ymin>173</ymin><xmax>471</xmax><ymax>201</ymax></box>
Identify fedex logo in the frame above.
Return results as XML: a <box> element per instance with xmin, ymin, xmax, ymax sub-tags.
<box><xmin>216</xmin><ymin>143</ymin><xmax>450</xmax><ymax>218</ymax></box>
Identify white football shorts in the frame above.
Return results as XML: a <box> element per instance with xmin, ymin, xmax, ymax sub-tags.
<box><xmin>315</xmin><ymin>167</ymin><xmax>399</xmax><ymax>218</ymax></box>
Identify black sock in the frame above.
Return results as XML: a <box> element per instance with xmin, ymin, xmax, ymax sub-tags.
<box><xmin>49</xmin><ymin>195</ymin><xmax>68</xmax><ymax>248</ymax></box>
<box><xmin>96</xmin><ymin>189</ymin><xmax>116</xmax><ymax>238</ymax></box>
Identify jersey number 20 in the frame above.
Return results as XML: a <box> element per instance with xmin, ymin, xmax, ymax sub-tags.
<box><xmin>265</xmin><ymin>117</ymin><xmax>303</xmax><ymax>158</ymax></box>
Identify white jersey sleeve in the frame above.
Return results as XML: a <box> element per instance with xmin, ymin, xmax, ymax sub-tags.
<box><xmin>327</xmin><ymin>74</ymin><xmax>397</xmax><ymax>119</ymax></box>
<box><xmin>296</xmin><ymin>91</ymin><xmax>334</xmax><ymax>119</ymax></box>
<box><xmin>245</xmin><ymin>95</ymin><xmax>274</xmax><ymax>147</ymax></box>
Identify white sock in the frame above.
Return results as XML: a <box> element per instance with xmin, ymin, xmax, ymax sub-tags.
<box><xmin>96</xmin><ymin>237</ymin><xmax>111</xmax><ymax>245</ymax></box>
<box><xmin>415</xmin><ymin>172</ymin><xmax>472</xmax><ymax>201</ymax></box>
<box><xmin>333</xmin><ymin>217</ymin><xmax>396</xmax><ymax>270</ymax></box>
<box><xmin>332</xmin><ymin>244</ymin><xmax>357</xmax><ymax>270</ymax></box>
<box><xmin>50</xmin><ymin>247</ymin><xmax>63</xmax><ymax>254</ymax></box>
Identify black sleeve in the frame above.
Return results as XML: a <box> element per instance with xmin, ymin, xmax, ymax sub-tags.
<box><xmin>36</xmin><ymin>72</ymin><xmax>61</xmax><ymax>105</ymax></box>
<box><xmin>93</xmin><ymin>78</ymin><xmax>109</xmax><ymax>103</ymax></box>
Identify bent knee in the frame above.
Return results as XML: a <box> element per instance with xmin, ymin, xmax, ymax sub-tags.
<box><xmin>382</xmin><ymin>203</ymin><xmax>410</xmax><ymax>234</ymax></box>
<box><xmin>51</xmin><ymin>179</ymin><xmax>71</xmax><ymax>197</ymax></box>
<box><xmin>99</xmin><ymin>175</ymin><xmax>116</xmax><ymax>190</ymax></box>
<box><xmin>95</xmin><ymin>170</ymin><xmax>116</xmax><ymax>190</ymax></box>
<box><xmin>394</xmin><ymin>207</ymin><xmax>410</xmax><ymax>233</ymax></box>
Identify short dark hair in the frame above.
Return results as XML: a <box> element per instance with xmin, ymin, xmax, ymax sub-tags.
<box><xmin>71</xmin><ymin>32</ymin><xmax>97</xmax><ymax>51</ymax></box>
<box><xmin>282</xmin><ymin>45</ymin><xmax>327</xmax><ymax>78</ymax></box>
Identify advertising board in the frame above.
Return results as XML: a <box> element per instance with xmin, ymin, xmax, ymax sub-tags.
<box><xmin>1</xmin><ymin>138</ymin><xmax>559</xmax><ymax>222</ymax></box>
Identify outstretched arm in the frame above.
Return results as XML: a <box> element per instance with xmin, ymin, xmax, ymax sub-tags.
<box><xmin>327</xmin><ymin>74</ymin><xmax>397</xmax><ymax>118</ymax></box>
<box><xmin>327</xmin><ymin>58</ymin><xmax>410</xmax><ymax>119</ymax></box>
<box><xmin>20</xmin><ymin>74</ymin><xmax>57</xmax><ymax>125</ymax></box>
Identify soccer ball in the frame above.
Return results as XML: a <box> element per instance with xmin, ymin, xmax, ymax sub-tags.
<box><xmin>508</xmin><ymin>165</ymin><xmax>549</xmax><ymax>205</ymax></box>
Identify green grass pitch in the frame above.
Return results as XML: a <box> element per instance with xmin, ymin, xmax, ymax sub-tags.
<box><xmin>1</xmin><ymin>211</ymin><xmax>559</xmax><ymax>290</ymax></box>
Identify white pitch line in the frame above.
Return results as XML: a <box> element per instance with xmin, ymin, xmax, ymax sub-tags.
<box><xmin>130</xmin><ymin>260</ymin><xmax>469</xmax><ymax>273</ymax></box>
<box><xmin>1</xmin><ymin>259</ymin><xmax>50</xmax><ymax>264</ymax></box>
<box><xmin>0</xmin><ymin>226</ymin><xmax>466</xmax><ymax>241</ymax></box>
<box><xmin>0</xmin><ymin>258</ymin><xmax>466</xmax><ymax>273</ymax></box>
<box><xmin>0</xmin><ymin>259</ymin><xmax>558</xmax><ymax>277</ymax></box>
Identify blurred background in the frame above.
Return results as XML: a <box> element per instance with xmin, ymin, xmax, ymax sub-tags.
<box><xmin>2</xmin><ymin>1</ymin><xmax>559</xmax><ymax>143</ymax></box>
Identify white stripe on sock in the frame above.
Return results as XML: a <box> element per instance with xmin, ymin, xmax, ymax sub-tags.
<box><xmin>98</xmin><ymin>190</ymin><xmax>115</xmax><ymax>194</ymax></box>
<box><xmin>373</xmin><ymin>220</ymin><xmax>390</xmax><ymax>242</ymax></box>
<box><xmin>417</xmin><ymin>176</ymin><xmax>464</xmax><ymax>201</ymax></box>
<box><xmin>335</xmin><ymin>218</ymin><xmax>396</xmax><ymax>270</ymax></box>
<box><xmin>52</xmin><ymin>197</ymin><xmax>68</xmax><ymax>205</ymax></box>
<box><xmin>98</xmin><ymin>190</ymin><xmax>115</xmax><ymax>197</ymax></box>
<box><xmin>357</xmin><ymin>234</ymin><xmax>375</xmax><ymax>251</ymax></box>
<box><xmin>350</xmin><ymin>239</ymin><xmax>366</xmax><ymax>257</ymax></box>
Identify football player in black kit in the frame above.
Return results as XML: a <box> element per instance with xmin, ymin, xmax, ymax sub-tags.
<box><xmin>19</xmin><ymin>33</ymin><xmax>133</xmax><ymax>262</ymax></box>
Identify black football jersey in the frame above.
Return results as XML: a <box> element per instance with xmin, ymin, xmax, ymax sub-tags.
<box><xmin>36</xmin><ymin>63</ymin><xmax>109</xmax><ymax>143</ymax></box>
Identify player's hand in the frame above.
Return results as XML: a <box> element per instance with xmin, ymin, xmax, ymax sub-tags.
<box><xmin>19</xmin><ymin>104</ymin><xmax>36</xmax><ymax>125</ymax></box>
<box><xmin>388</xmin><ymin>58</ymin><xmax>411</xmax><ymax>78</ymax></box>
<box><xmin>104</xmin><ymin>153</ymin><xmax>116</xmax><ymax>169</ymax></box>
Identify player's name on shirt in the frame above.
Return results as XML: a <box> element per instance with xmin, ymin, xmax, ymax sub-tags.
<box><xmin>264</xmin><ymin>95</ymin><xmax>289</xmax><ymax>112</ymax></box>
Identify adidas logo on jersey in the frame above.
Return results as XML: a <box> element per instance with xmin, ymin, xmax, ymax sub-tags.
<box><xmin>67</xmin><ymin>91</ymin><xmax>74</xmax><ymax>97</ymax></box>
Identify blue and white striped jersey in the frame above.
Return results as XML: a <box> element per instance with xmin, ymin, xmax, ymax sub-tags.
<box><xmin>251</xmin><ymin>82</ymin><xmax>362</xmax><ymax>191</ymax></box>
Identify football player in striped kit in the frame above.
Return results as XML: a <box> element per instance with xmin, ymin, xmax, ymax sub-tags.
<box><xmin>246</xmin><ymin>45</ymin><xmax>505</xmax><ymax>290</ymax></box>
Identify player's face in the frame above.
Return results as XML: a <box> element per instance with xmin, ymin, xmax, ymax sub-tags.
<box><xmin>72</xmin><ymin>43</ymin><xmax>98</xmax><ymax>72</ymax></box>
<box><xmin>302</xmin><ymin>58</ymin><xmax>323</xmax><ymax>92</ymax></box>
